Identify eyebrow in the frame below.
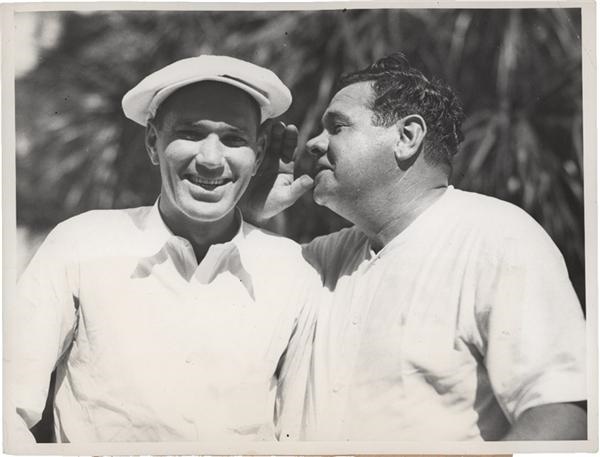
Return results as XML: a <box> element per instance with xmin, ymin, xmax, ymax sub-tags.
<box><xmin>321</xmin><ymin>110</ymin><xmax>351</xmax><ymax>127</ymax></box>
<box><xmin>175</xmin><ymin>120</ymin><xmax>250</xmax><ymax>135</ymax></box>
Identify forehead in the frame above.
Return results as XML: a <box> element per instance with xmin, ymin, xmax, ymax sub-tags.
<box><xmin>326</xmin><ymin>81</ymin><xmax>374</xmax><ymax>117</ymax></box>
<box><xmin>159</xmin><ymin>82</ymin><xmax>260</xmax><ymax>131</ymax></box>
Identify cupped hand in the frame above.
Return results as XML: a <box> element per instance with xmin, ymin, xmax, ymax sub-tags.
<box><xmin>240</xmin><ymin>121</ymin><xmax>314</xmax><ymax>225</ymax></box>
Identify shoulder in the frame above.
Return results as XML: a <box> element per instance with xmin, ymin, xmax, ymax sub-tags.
<box><xmin>449</xmin><ymin>188</ymin><xmax>533</xmax><ymax>224</ymax></box>
<box><xmin>241</xmin><ymin>222</ymin><xmax>322</xmax><ymax>287</ymax></box>
<box><xmin>47</xmin><ymin>206</ymin><xmax>153</xmax><ymax>249</ymax></box>
<box><xmin>306</xmin><ymin>225</ymin><xmax>366</xmax><ymax>255</ymax></box>
<box><xmin>241</xmin><ymin>221</ymin><xmax>311</xmax><ymax>268</ymax></box>
<box><xmin>301</xmin><ymin>226</ymin><xmax>367</xmax><ymax>281</ymax></box>
<box><xmin>243</xmin><ymin>221</ymin><xmax>365</xmax><ymax>254</ymax></box>
<box><xmin>448</xmin><ymin>188</ymin><xmax>556</xmax><ymax>251</ymax></box>
<box><xmin>243</xmin><ymin>221</ymin><xmax>304</xmax><ymax>253</ymax></box>
<box><xmin>20</xmin><ymin>206</ymin><xmax>151</xmax><ymax>280</ymax></box>
<box><xmin>447</xmin><ymin>189</ymin><xmax>570</xmax><ymax>295</ymax></box>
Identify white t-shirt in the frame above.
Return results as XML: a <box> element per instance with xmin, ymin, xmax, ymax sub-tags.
<box><xmin>301</xmin><ymin>186</ymin><xmax>586</xmax><ymax>441</ymax></box>
<box><xmin>6</xmin><ymin>204</ymin><xmax>319</xmax><ymax>444</ymax></box>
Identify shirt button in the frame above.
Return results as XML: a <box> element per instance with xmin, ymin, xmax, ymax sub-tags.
<box><xmin>332</xmin><ymin>383</ymin><xmax>342</xmax><ymax>393</ymax></box>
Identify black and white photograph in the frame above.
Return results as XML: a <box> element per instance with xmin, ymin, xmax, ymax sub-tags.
<box><xmin>1</xmin><ymin>2</ymin><xmax>597</xmax><ymax>455</ymax></box>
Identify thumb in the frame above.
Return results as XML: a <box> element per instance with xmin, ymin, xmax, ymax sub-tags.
<box><xmin>287</xmin><ymin>175</ymin><xmax>314</xmax><ymax>201</ymax></box>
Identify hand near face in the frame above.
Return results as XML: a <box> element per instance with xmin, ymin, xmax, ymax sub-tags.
<box><xmin>240</xmin><ymin>121</ymin><xmax>314</xmax><ymax>224</ymax></box>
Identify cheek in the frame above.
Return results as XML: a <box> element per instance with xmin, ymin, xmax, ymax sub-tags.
<box><xmin>156</xmin><ymin>146</ymin><xmax>179</xmax><ymax>172</ymax></box>
<box><xmin>161</xmin><ymin>139</ymin><xmax>197</xmax><ymax>161</ymax></box>
<box><xmin>156</xmin><ymin>144</ymin><xmax>194</xmax><ymax>189</ymax></box>
<box><xmin>333</xmin><ymin>147</ymin><xmax>369</xmax><ymax>179</ymax></box>
<box><xmin>339</xmin><ymin>135</ymin><xmax>389</xmax><ymax>175</ymax></box>
<box><xmin>227</xmin><ymin>149</ymin><xmax>258</xmax><ymax>178</ymax></box>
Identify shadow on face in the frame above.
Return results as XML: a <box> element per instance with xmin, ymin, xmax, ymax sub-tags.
<box><xmin>154</xmin><ymin>81</ymin><xmax>261</xmax><ymax>137</ymax></box>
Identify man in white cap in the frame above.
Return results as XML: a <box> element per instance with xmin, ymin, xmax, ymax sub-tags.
<box><xmin>244</xmin><ymin>53</ymin><xmax>587</xmax><ymax>441</ymax></box>
<box><xmin>7</xmin><ymin>55</ymin><xmax>318</xmax><ymax>444</ymax></box>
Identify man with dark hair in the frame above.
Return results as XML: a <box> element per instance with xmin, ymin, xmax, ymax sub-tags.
<box><xmin>335</xmin><ymin>53</ymin><xmax>465</xmax><ymax>169</ymax></box>
<box><xmin>245</xmin><ymin>53</ymin><xmax>586</xmax><ymax>441</ymax></box>
<box><xmin>7</xmin><ymin>55</ymin><xmax>319</xmax><ymax>445</ymax></box>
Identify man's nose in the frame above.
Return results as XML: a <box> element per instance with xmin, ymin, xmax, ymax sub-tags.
<box><xmin>305</xmin><ymin>131</ymin><xmax>328</xmax><ymax>157</ymax></box>
<box><xmin>195</xmin><ymin>134</ymin><xmax>225</xmax><ymax>171</ymax></box>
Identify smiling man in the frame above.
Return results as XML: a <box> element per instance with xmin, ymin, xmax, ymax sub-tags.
<box><xmin>7</xmin><ymin>56</ymin><xmax>318</xmax><ymax>444</ymax></box>
<box><xmin>245</xmin><ymin>53</ymin><xmax>587</xmax><ymax>441</ymax></box>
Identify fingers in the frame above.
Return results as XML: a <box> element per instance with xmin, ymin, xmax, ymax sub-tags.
<box><xmin>269</xmin><ymin>122</ymin><xmax>285</xmax><ymax>156</ymax></box>
<box><xmin>255</xmin><ymin>144</ymin><xmax>279</xmax><ymax>176</ymax></box>
<box><xmin>278</xmin><ymin>158</ymin><xmax>294</xmax><ymax>175</ymax></box>
<box><xmin>281</xmin><ymin>125</ymin><xmax>298</xmax><ymax>163</ymax></box>
<box><xmin>294</xmin><ymin>145</ymin><xmax>318</xmax><ymax>180</ymax></box>
<box><xmin>287</xmin><ymin>175</ymin><xmax>314</xmax><ymax>201</ymax></box>
<box><xmin>268</xmin><ymin>122</ymin><xmax>298</xmax><ymax>163</ymax></box>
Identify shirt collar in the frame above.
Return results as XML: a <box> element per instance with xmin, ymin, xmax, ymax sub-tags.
<box><xmin>143</xmin><ymin>199</ymin><xmax>248</xmax><ymax>251</ymax></box>
<box><xmin>137</xmin><ymin>199</ymin><xmax>255</xmax><ymax>297</ymax></box>
<box><xmin>142</xmin><ymin>199</ymin><xmax>177</xmax><ymax>248</ymax></box>
<box><xmin>366</xmin><ymin>185</ymin><xmax>453</xmax><ymax>259</ymax></box>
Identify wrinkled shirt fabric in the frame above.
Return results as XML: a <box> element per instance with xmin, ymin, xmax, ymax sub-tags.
<box><xmin>7</xmin><ymin>204</ymin><xmax>318</xmax><ymax>443</ymax></box>
<box><xmin>302</xmin><ymin>186</ymin><xmax>586</xmax><ymax>441</ymax></box>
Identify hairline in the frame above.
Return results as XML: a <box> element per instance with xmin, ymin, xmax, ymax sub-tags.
<box><xmin>336</xmin><ymin>73</ymin><xmax>452</xmax><ymax>172</ymax></box>
<box><xmin>331</xmin><ymin>80</ymin><xmax>388</xmax><ymax>127</ymax></box>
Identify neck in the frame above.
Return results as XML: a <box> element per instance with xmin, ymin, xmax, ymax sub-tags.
<box><xmin>158</xmin><ymin>200</ymin><xmax>239</xmax><ymax>262</ymax></box>
<box><xmin>354</xmin><ymin>168</ymin><xmax>449</xmax><ymax>252</ymax></box>
<box><xmin>370</xmin><ymin>185</ymin><xmax>447</xmax><ymax>251</ymax></box>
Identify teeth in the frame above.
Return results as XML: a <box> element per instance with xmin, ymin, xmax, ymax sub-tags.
<box><xmin>186</xmin><ymin>176</ymin><xmax>229</xmax><ymax>186</ymax></box>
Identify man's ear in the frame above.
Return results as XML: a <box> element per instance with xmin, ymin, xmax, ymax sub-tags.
<box><xmin>394</xmin><ymin>114</ymin><xmax>427</xmax><ymax>164</ymax></box>
<box><xmin>252</xmin><ymin>124</ymin><xmax>268</xmax><ymax>176</ymax></box>
<box><xmin>145</xmin><ymin>120</ymin><xmax>160</xmax><ymax>166</ymax></box>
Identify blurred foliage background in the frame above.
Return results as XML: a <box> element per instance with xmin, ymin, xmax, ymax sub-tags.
<box><xmin>16</xmin><ymin>8</ymin><xmax>585</xmax><ymax>306</ymax></box>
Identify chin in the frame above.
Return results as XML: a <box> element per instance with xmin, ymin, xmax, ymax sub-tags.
<box><xmin>183</xmin><ymin>204</ymin><xmax>236</xmax><ymax>223</ymax></box>
<box><xmin>313</xmin><ymin>191</ymin><xmax>350</xmax><ymax>220</ymax></box>
<box><xmin>313</xmin><ymin>194</ymin><xmax>327</xmax><ymax>207</ymax></box>
<box><xmin>313</xmin><ymin>195</ymin><xmax>340</xmax><ymax>215</ymax></box>
<box><xmin>312</xmin><ymin>184</ymin><xmax>333</xmax><ymax>207</ymax></box>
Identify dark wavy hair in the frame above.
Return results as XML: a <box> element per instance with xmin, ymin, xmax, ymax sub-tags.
<box><xmin>336</xmin><ymin>53</ymin><xmax>465</xmax><ymax>168</ymax></box>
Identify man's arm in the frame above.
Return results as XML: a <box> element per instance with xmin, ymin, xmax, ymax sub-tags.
<box><xmin>479</xmin><ymin>208</ymin><xmax>587</xmax><ymax>442</ymax></box>
<box><xmin>6</xmin><ymin>226</ymin><xmax>78</xmax><ymax>446</ymax></box>
<box><xmin>274</xmin><ymin>260</ymin><xmax>321</xmax><ymax>440</ymax></box>
<box><xmin>502</xmin><ymin>402</ymin><xmax>587</xmax><ymax>440</ymax></box>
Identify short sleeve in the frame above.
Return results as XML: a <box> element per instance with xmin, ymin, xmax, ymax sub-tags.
<box><xmin>476</xmin><ymin>213</ymin><xmax>586</xmax><ymax>424</ymax></box>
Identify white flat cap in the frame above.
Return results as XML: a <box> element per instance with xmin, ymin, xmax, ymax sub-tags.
<box><xmin>122</xmin><ymin>55</ymin><xmax>292</xmax><ymax>126</ymax></box>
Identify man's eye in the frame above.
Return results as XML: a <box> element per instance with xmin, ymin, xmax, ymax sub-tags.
<box><xmin>221</xmin><ymin>135</ymin><xmax>248</xmax><ymax>147</ymax></box>
<box><xmin>177</xmin><ymin>130</ymin><xmax>203</xmax><ymax>141</ymax></box>
<box><xmin>329</xmin><ymin>124</ymin><xmax>345</xmax><ymax>134</ymax></box>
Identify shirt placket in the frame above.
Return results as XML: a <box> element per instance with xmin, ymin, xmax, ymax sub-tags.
<box><xmin>328</xmin><ymin>253</ymin><xmax>384</xmax><ymax>438</ymax></box>
<box><xmin>165</xmin><ymin>237</ymin><xmax>200</xmax><ymax>281</ymax></box>
<box><xmin>194</xmin><ymin>244</ymin><xmax>230</xmax><ymax>284</ymax></box>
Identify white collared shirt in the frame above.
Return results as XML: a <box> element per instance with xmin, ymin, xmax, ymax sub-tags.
<box><xmin>7</xmin><ymin>203</ymin><xmax>320</xmax><ymax>443</ymax></box>
<box><xmin>302</xmin><ymin>186</ymin><xmax>586</xmax><ymax>440</ymax></box>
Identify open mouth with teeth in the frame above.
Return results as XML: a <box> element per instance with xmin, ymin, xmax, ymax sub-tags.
<box><xmin>184</xmin><ymin>175</ymin><xmax>232</xmax><ymax>191</ymax></box>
